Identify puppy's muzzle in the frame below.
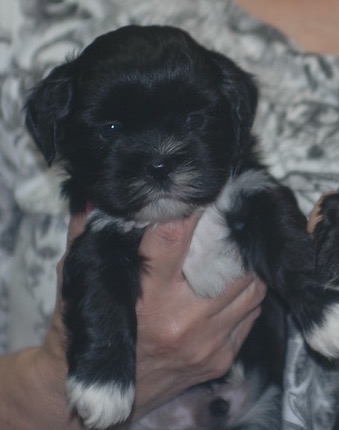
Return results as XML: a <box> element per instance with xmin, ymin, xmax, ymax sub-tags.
<box><xmin>147</xmin><ymin>162</ymin><xmax>171</xmax><ymax>182</ymax></box>
<box><xmin>147</xmin><ymin>161</ymin><xmax>172</xmax><ymax>185</ymax></box>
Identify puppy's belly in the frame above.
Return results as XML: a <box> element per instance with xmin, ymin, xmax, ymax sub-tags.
<box><xmin>183</xmin><ymin>202</ymin><xmax>245</xmax><ymax>298</ymax></box>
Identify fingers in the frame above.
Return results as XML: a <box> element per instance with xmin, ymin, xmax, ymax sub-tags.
<box><xmin>204</xmin><ymin>306</ymin><xmax>262</xmax><ymax>381</ymax></box>
<box><xmin>197</xmin><ymin>280</ymin><xmax>266</xmax><ymax>367</ymax></box>
<box><xmin>140</xmin><ymin>214</ymin><xmax>200</xmax><ymax>286</ymax></box>
<box><xmin>217</xmin><ymin>279</ymin><xmax>266</xmax><ymax>325</ymax></box>
<box><xmin>229</xmin><ymin>305</ymin><xmax>262</xmax><ymax>354</ymax></box>
<box><xmin>136</xmin><ymin>217</ymin><xmax>267</xmax><ymax>401</ymax></box>
<box><xmin>137</xmin><ymin>275</ymin><xmax>266</xmax><ymax>366</ymax></box>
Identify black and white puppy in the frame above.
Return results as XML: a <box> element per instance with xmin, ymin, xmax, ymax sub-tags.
<box><xmin>132</xmin><ymin>191</ymin><xmax>339</xmax><ymax>430</ymax></box>
<box><xmin>25</xmin><ymin>25</ymin><xmax>339</xmax><ymax>429</ymax></box>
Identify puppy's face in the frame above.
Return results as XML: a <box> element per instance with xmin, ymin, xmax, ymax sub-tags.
<box><xmin>25</xmin><ymin>26</ymin><xmax>258</xmax><ymax>222</ymax></box>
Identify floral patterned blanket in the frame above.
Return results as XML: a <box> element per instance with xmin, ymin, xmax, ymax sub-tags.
<box><xmin>0</xmin><ymin>1</ymin><xmax>338</xmax><ymax>428</ymax></box>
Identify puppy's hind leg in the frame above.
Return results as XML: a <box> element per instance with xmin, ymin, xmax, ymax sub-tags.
<box><xmin>312</xmin><ymin>192</ymin><xmax>339</xmax><ymax>288</ymax></box>
<box><xmin>62</xmin><ymin>221</ymin><xmax>143</xmax><ymax>429</ymax></box>
<box><xmin>225</xmin><ymin>174</ymin><xmax>339</xmax><ymax>359</ymax></box>
<box><xmin>304</xmin><ymin>192</ymin><xmax>339</xmax><ymax>358</ymax></box>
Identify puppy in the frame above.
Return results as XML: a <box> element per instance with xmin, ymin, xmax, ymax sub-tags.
<box><xmin>25</xmin><ymin>25</ymin><xmax>339</xmax><ymax>429</ymax></box>
<box><xmin>132</xmin><ymin>192</ymin><xmax>339</xmax><ymax>430</ymax></box>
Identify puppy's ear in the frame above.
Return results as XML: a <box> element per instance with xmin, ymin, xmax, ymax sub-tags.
<box><xmin>25</xmin><ymin>63</ymin><xmax>73</xmax><ymax>165</ymax></box>
<box><xmin>211</xmin><ymin>52</ymin><xmax>258</xmax><ymax>145</ymax></box>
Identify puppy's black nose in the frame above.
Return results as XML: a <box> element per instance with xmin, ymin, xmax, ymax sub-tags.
<box><xmin>147</xmin><ymin>162</ymin><xmax>171</xmax><ymax>183</ymax></box>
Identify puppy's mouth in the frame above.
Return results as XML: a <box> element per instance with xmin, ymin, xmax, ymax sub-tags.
<box><xmin>126</xmin><ymin>166</ymin><xmax>210</xmax><ymax>222</ymax></box>
<box><xmin>94</xmin><ymin>166</ymin><xmax>210</xmax><ymax>224</ymax></box>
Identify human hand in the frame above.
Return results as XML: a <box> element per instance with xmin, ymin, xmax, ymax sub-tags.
<box><xmin>19</xmin><ymin>213</ymin><xmax>265</xmax><ymax>429</ymax></box>
<box><xmin>133</xmin><ymin>216</ymin><xmax>267</xmax><ymax>421</ymax></box>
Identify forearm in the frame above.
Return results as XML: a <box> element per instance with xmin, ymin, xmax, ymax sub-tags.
<box><xmin>0</xmin><ymin>349</ymin><xmax>183</xmax><ymax>430</ymax></box>
<box><xmin>0</xmin><ymin>342</ymin><xmax>180</xmax><ymax>430</ymax></box>
<box><xmin>0</xmin><ymin>347</ymin><xmax>82</xmax><ymax>430</ymax></box>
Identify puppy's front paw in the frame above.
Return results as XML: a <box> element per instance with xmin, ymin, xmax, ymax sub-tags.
<box><xmin>67</xmin><ymin>377</ymin><xmax>135</xmax><ymax>429</ymax></box>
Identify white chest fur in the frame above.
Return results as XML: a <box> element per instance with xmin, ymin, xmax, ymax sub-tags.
<box><xmin>88</xmin><ymin>170</ymin><xmax>273</xmax><ymax>299</ymax></box>
<box><xmin>183</xmin><ymin>190</ymin><xmax>245</xmax><ymax>298</ymax></box>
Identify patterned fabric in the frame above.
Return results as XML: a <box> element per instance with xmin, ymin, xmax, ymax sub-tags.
<box><xmin>0</xmin><ymin>1</ymin><xmax>338</xmax><ymax>428</ymax></box>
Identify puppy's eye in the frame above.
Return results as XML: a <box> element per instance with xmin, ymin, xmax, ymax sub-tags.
<box><xmin>99</xmin><ymin>121</ymin><xmax>123</xmax><ymax>140</ymax></box>
<box><xmin>109</xmin><ymin>120</ymin><xmax>123</xmax><ymax>131</ymax></box>
<box><xmin>185</xmin><ymin>113</ymin><xmax>204</xmax><ymax>130</ymax></box>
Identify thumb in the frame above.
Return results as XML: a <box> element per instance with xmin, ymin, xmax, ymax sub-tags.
<box><xmin>140</xmin><ymin>214</ymin><xmax>200</xmax><ymax>286</ymax></box>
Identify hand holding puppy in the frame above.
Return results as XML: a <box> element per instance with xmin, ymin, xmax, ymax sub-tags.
<box><xmin>6</xmin><ymin>213</ymin><xmax>264</xmax><ymax>430</ymax></box>
<box><xmin>3</xmin><ymin>191</ymin><xmax>339</xmax><ymax>429</ymax></box>
<box><xmin>134</xmin><ymin>216</ymin><xmax>266</xmax><ymax>421</ymax></box>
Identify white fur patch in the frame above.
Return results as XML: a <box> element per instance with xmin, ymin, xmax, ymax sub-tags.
<box><xmin>134</xmin><ymin>198</ymin><xmax>195</xmax><ymax>223</ymax></box>
<box><xmin>88</xmin><ymin>209</ymin><xmax>149</xmax><ymax>233</ymax></box>
<box><xmin>67</xmin><ymin>377</ymin><xmax>135</xmax><ymax>429</ymax></box>
<box><xmin>183</xmin><ymin>200</ymin><xmax>244</xmax><ymax>297</ymax></box>
<box><xmin>227</xmin><ymin>362</ymin><xmax>246</xmax><ymax>386</ymax></box>
<box><xmin>237</xmin><ymin>385</ymin><xmax>281</xmax><ymax>430</ymax></box>
<box><xmin>88</xmin><ymin>209</ymin><xmax>117</xmax><ymax>233</ymax></box>
<box><xmin>324</xmin><ymin>280</ymin><xmax>339</xmax><ymax>292</ymax></box>
<box><xmin>183</xmin><ymin>170</ymin><xmax>274</xmax><ymax>297</ymax></box>
<box><xmin>305</xmin><ymin>303</ymin><xmax>339</xmax><ymax>358</ymax></box>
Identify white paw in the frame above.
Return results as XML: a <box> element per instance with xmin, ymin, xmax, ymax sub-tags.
<box><xmin>305</xmin><ymin>303</ymin><xmax>339</xmax><ymax>359</ymax></box>
<box><xmin>67</xmin><ymin>377</ymin><xmax>135</xmax><ymax>429</ymax></box>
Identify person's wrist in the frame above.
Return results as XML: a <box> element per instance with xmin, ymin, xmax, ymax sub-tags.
<box><xmin>31</xmin><ymin>344</ymin><xmax>85</xmax><ymax>429</ymax></box>
<box><xmin>33</xmin><ymin>343</ymin><xmax>67</xmax><ymax>405</ymax></box>
<box><xmin>0</xmin><ymin>346</ymin><xmax>70</xmax><ymax>430</ymax></box>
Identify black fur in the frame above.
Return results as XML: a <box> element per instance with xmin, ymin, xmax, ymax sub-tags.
<box><xmin>25</xmin><ymin>25</ymin><xmax>339</xmax><ymax>429</ymax></box>
<box><xmin>313</xmin><ymin>193</ymin><xmax>339</xmax><ymax>286</ymax></box>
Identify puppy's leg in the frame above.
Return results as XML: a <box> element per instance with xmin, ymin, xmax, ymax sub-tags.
<box><xmin>62</xmin><ymin>221</ymin><xmax>143</xmax><ymax>429</ymax></box>
<box><xmin>305</xmin><ymin>192</ymin><xmax>339</xmax><ymax>357</ymax></box>
<box><xmin>225</xmin><ymin>173</ymin><xmax>339</xmax><ymax>359</ymax></box>
<box><xmin>312</xmin><ymin>193</ymin><xmax>339</xmax><ymax>287</ymax></box>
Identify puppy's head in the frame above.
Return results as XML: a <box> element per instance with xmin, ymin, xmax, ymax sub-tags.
<box><xmin>25</xmin><ymin>25</ymin><xmax>258</xmax><ymax>221</ymax></box>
